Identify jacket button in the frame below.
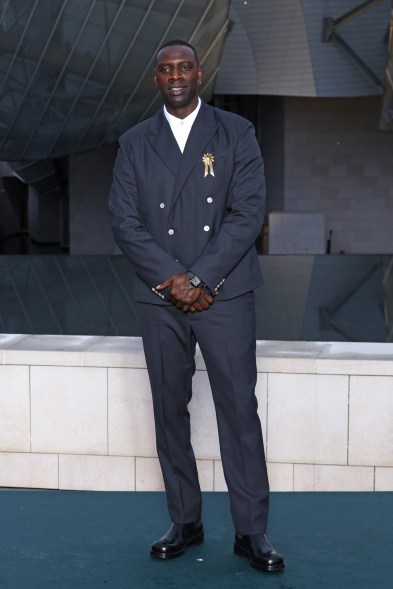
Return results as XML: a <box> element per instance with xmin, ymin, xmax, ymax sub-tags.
<box><xmin>207</xmin><ymin>197</ymin><xmax>213</xmax><ymax>203</ymax></box>
<box><xmin>168</xmin><ymin>229</ymin><xmax>174</xmax><ymax>235</ymax></box>
<box><xmin>204</xmin><ymin>225</ymin><xmax>210</xmax><ymax>232</ymax></box>
<box><xmin>160</xmin><ymin>203</ymin><xmax>165</xmax><ymax>208</ymax></box>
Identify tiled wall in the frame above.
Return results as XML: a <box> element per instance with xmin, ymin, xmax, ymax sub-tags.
<box><xmin>1</xmin><ymin>335</ymin><xmax>393</xmax><ymax>492</ymax></box>
<box><xmin>268</xmin><ymin>212</ymin><xmax>325</xmax><ymax>254</ymax></box>
<box><xmin>283</xmin><ymin>96</ymin><xmax>393</xmax><ymax>254</ymax></box>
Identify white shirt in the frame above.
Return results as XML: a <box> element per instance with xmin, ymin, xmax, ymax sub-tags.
<box><xmin>163</xmin><ymin>98</ymin><xmax>201</xmax><ymax>153</ymax></box>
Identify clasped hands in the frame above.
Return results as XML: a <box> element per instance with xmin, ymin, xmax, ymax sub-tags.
<box><xmin>156</xmin><ymin>272</ymin><xmax>214</xmax><ymax>312</ymax></box>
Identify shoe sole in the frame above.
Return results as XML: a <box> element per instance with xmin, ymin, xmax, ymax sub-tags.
<box><xmin>151</xmin><ymin>532</ymin><xmax>204</xmax><ymax>560</ymax></box>
<box><xmin>234</xmin><ymin>543</ymin><xmax>285</xmax><ymax>572</ymax></box>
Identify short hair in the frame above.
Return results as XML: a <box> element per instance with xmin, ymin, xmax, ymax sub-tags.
<box><xmin>155</xmin><ymin>39</ymin><xmax>199</xmax><ymax>65</ymax></box>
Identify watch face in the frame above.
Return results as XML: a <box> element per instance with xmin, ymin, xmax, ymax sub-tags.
<box><xmin>191</xmin><ymin>275</ymin><xmax>201</xmax><ymax>287</ymax></box>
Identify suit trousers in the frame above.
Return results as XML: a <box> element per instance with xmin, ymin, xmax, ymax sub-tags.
<box><xmin>137</xmin><ymin>292</ymin><xmax>269</xmax><ymax>535</ymax></box>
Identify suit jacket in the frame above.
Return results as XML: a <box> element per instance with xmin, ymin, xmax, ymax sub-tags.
<box><xmin>108</xmin><ymin>101</ymin><xmax>265</xmax><ymax>304</ymax></box>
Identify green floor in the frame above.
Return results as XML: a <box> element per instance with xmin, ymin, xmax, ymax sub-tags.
<box><xmin>0</xmin><ymin>491</ymin><xmax>392</xmax><ymax>589</ymax></box>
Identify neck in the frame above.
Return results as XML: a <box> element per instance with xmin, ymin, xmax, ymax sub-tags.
<box><xmin>165</xmin><ymin>97</ymin><xmax>199</xmax><ymax>119</ymax></box>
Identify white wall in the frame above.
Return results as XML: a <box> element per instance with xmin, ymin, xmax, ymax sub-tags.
<box><xmin>268</xmin><ymin>212</ymin><xmax>325</xmax><ymax>254</ymax></box>
<box><xmin>1</xmin><ymin>335</ymin><xmax>393</xmax><ymax>492</ymax></box>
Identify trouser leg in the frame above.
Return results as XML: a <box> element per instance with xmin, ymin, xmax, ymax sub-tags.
<box><xmin>138</xmin><ymin>303</ymin><xmax>202</xmax><ymax>524</ymax></box>
<box><xmin>191</xmin><ymin>293</ymin><xmax>269</xmax><ymax>535</ymax></box>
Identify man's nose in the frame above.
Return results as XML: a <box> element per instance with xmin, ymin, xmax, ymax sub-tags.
<box><xmin>169</xmin><ymin>66</ymin><xmax>183</xmax><ymax>79</ymax></box>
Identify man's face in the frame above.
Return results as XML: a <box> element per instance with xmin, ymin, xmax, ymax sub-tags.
<box><xmin>154</xmin><ymin>45</ymin><xmax>202</xmax><ymax>118</ymax></box>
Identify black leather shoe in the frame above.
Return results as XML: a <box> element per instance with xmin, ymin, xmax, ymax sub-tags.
<box><xmin>234</xmin><ymin>532</ymin><xmax>285</xmax><ymax>572</ymax></box>
<box><xmin>150</xmin><ymin>521</ymin><xmax>204</xmax><ymax>559</ymax></box>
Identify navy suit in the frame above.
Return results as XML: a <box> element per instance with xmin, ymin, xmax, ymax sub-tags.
<box><xmin>109</xmin><ymin>101</ymin><xmax>270</xmax><ymax>534</ymax></box>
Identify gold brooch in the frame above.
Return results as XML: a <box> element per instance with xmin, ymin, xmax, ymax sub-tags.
<box><xmin>202</xmin><ymin>153</ymin><xmax>215</xmax><ymax>177</ymax></box>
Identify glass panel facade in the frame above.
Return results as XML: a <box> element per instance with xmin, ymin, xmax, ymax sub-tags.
<box><xmin>0</xmin><ymin>0</ymin><xmax>230</xmax><ymax>161</ymax></box>
<box><xmin>0</xmin><ymin>254</ymin><xmax>391</xmax><ymax>342</ymax></box>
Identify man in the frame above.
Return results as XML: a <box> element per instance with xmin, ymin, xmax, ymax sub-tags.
<box><xmin>108</xmin><ymin>40</ymin><xmax>284</xmax><ymax>573</ymax></box>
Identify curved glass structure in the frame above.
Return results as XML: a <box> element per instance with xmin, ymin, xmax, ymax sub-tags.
<box><xmin>0</xmin><ymin>0</ymin><xmax>230</xmax><ymax>161</ymax></box>
<box><xmin>0</xmin><ymin>254</ymin><xmax>391</xmax><ymax>342</ymax></box>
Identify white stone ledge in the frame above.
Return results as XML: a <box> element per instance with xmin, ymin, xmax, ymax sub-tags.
<box><xmin>1</xmin><ymin>335</ymin><xmax>393</xmax><ymax>375</ymax></box>
<box><xmin>1</xmin><ymin>334</ymin><xmax>393</xmax><ymax>492</ymax></box>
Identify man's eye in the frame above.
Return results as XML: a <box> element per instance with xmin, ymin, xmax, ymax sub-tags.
<box><xmin>161</xmin><ymin>66</ymin><xmax>171</xmax><ymax>73</ymax></box>
<box><xmin>181</xmin><ymin>64</ymin><xmax>191</xmax><ymax>70</ymax></box>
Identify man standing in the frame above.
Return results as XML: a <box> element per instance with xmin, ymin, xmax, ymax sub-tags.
<box><xmin>109</xmin><ymin>40</ymin><xmax>284</xmax><ymax>573</ymax></box>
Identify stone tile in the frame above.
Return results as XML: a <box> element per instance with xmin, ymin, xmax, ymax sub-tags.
<box><xmin>0</xmin><ymin>366</ymin><xmax>30</xmax><ymax>452</ymax></box>
<box><xmin>5</xmin><ymin>335</ymin><xmax>100</xmax><ymax>366</ymax></box>
<box><xmin>268</xmin><ymin>212</ymin><xmax>325</xmax><ymax>254</ymax></box>
<box><xmin>108</xmin><ymin>368</ymin><xmax>156</xmax><ymax>457</ymax></box>
<box><xmin>294</xmin><ymin>464</ymin><xmax>374</xmax><ymax>491</ymax></box>
<box><xmin>256</xmin><ymin>341</ymin><xmax>329</xmax><ymax>357</ymax></box>
<box><xmin>59</xmin><ymin>454</ymin><xmax>135</xmax><ymax>491</ymax></box>
<box><xmin>256</xmin><ymin>373</ymin><xmax>268</xmax><ymax>454</ymax></box>
<box><xmin>8</xmin><ymin>334</ymin><xmax>101</xmax><ymax>351</ymax></box>
<box><xmin>196</xmin><ymin>460</ymin><xmax>214</xmax><ymax>491</ymax></box>
<box><xmin>84</xmin><ymin>336</ymin><xmax>147</xmax><ymax>368</ymax></box>
<box><xmin>5</xmin><ymin>350</ymin><xmax>84</xmax><ymax>367</ymax></box>
<box><xmin>136</xmin><ymin>457</ymin><xmax>165</xmax><ymax>491</ymax></box>
<box><xmin>375</xmin><ymin>467</ymin><xmax>393</xmax><ymax>491</ymax></box>
<box><xmin>189</xmin><ymin>371</ymin><xmax>220</xmax><ymax>460</ymax></box>
<box><xmin>134</xmin><ymin>458</ymin><xmax>213</xmax><ymax>492</ymax></box>
<box><xmin>257</xmin><ymin>356</ymin><xmax>317</xmax><ymax>374</ymax></box>
<box><xmin>267</xmin><ymin>463</ymin><xmax>294</xmax><ymax>491</ymax></box>
<box><xmin>317</xmin><ymin>359</ymin><xmax>393</xmax><ymax>376</ymax></box>
<box><xmin>256</xmin><ymin>340</ymin><xmax>323</xmax><ymax>373</ymax></box>
<box><xmin>0</xmin><ymin>334</ymin><xmax>29</xmax><ymax>350</ymax></box>
<box><xmin>349</xmin><ymin>376</ymin><xmax>393</xmax><ymax>466</ymax></box>
<box><xmin>214</xmin><ymin>460</ymin><xmax>228</xmax><ymax>491</ymax></box>
<box><xmin>267</xmin><ymin>374</ymin><xmax>349</xmax><ymax>465</ymax></box>
<box><xmin>30</xmin><ymin>366</ymin><xmax>107</xmax><ymax>454</ymax></box>
<box><xmin>254</xmin><ymin>340</ymin><xmax>393</xmax><ymax>377</ymax></box>
<box><xmin>0</xmin><ymin>452</ymin><xmax>58</xmax><ymax>489</ymax></box>
<box><xmin>293</xmin><ymin>463</ymin><xmax>314</xmax><ymax>491</ymax></box>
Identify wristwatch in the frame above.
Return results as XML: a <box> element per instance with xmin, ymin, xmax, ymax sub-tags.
<box><xmin>188</xmin><ymin>272</ymin><xmax>202</xmax><ymax>287</ymax></box>
<box><xmin>188</xmin><ymin>272</ymin><xmax>213</xmax><ymax>295</ymax></box>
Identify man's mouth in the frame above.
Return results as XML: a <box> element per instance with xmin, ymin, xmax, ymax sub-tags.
<box><xmin>168</xmin><ymin>86</ymin><xmax>186</xmax><ymax>95</ymax></box>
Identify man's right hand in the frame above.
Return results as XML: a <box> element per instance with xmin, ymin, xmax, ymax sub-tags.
<box><xmin>187</xmin><ymin>290</ymin><xmax>214</xmax><ymax>313</ymax></box>
<box><xmin>156</xmin><ymin>272</ymin><xmax>214</xmax><ymax>312</ymax></box>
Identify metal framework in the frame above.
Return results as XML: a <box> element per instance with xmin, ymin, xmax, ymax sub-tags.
<box><xmin>380</xmin><ymin>0</ymin><xmax>393</xmax><ymax>129</ymax></box>
<box><xmin>322</xmin><ymin>0</ymin><xmax>385</xmax><ymax>91</ymax></box>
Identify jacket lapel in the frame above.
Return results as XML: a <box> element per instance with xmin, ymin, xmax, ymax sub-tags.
<box><xmin>146</xmin><ymin>103</ymin><xmax>219</xmax><ymax>208</ymax></box>
<box><xmin>170</xmin><ymin>102</ymin><xmax>219</xmax><ymax>210</ymax></box>
<box><xmin>146</xmin><ymin>109</ymin><xmax>182</xmax><ymax>177</ymax></box>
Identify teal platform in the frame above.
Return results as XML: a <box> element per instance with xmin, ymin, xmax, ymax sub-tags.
<box><xmin>0</xmin><ymin>491</ymin><xmax>392</xmax><ymax>588</ymax></box>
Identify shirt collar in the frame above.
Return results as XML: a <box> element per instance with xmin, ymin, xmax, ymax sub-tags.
<box><xmin>163</xmin><ymin>97</ymin><xmax>201</xmax><ymax>128</ymax></box>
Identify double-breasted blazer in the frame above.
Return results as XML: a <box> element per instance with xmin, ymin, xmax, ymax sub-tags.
<box><xmin>109</xmin><ymin>101</ymin><xmax>266</xmax><ymax>304</ymax></box>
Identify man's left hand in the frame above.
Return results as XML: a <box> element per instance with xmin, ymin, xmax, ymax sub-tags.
<box><xmin>156</xmin><ymin>272</ymin><xmax>201</xmax><ymax>306</ymax></box>
<box><xmin>156</xmin><ymin>273</ymin><xmax>214</xmax><ymax>312</ymax></box>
